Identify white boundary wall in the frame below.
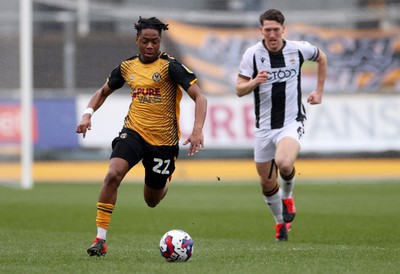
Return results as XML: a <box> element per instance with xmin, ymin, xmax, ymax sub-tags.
<box><xmin>76</xmin><ymin>93</ymin><xmax>400</xmax><ymax>153</ymax></box>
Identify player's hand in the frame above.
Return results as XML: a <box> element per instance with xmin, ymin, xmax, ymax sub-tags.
<box><xmin>182</xmin><ymin>130</ymin><xmax>204</xmax><ymax>156</ymax></box>
<box><xmin>76</xmin><ymin>115</ymin><xmax>92</xmax><ymax>138</ymax></box>
<box><xmin>307</xmin><ymin>90</ymin><xmax>323</xmax><ymax>105</ymax></box>
<box><xmin>254</xmin><ymin>70</ymin><xmax>268</xmax><ymax>86</ymax></box>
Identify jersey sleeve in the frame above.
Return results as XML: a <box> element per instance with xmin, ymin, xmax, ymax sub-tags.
<box><xmin>238</xmin><ymin>47</ymin><xmax>255</xmax><ymax>79</ymax></box>
<box><xmin>296</xmin><ymin>41</ymin><xmax>320</xmax><ymax>62</ymax></box>
<box><xmin>168</xmin><ymin>60</ymin><xmax>197</xmax><ymax>91</ymax></box>
<box><xmin>106</xmin><ymin>64</ymin><xmax>126</xmax><ymax>90</ymax></box>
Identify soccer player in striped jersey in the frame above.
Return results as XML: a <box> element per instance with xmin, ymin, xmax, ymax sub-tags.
<box><xmin>236</xmin><ymin>9</ymin><xmax>327</xmax><ymax>241</ymax></box>
<box><xmin>76</xmin><ymin>17</ymin><xmax>207</xmax><ymax>256</ymax></box>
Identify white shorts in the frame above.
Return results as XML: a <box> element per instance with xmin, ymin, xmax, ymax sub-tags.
<box><xmin>254</xmin><ymin>121</ymin><xmax>305</xmax><ymax>163</ymax></box>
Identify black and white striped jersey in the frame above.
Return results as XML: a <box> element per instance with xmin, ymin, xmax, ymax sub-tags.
<box><xmin>238</xmin><ymin>39</ymin><xmax>320</xmax><ymax>131</ymax></box>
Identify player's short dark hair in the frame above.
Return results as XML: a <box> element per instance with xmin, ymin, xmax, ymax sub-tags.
<box><xmin>259</xmin><ymin>9</ymin><xmax>285</xmax><ymax>25</ymax></box>
<box><xmin>134</xmin><ymin>17</ymin><xmax>169</xmax><ymax>36</ymax></box>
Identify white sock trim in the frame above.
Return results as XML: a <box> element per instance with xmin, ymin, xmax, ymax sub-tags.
<box><xmin>97</xmin><ymin>227</ymin><xmax>107</xmax><ymax>240</ymax></box>
<box><xmin>264</xmin><ymin>189</ymin><xmax>283</xmax><ymax>223</ymax></box>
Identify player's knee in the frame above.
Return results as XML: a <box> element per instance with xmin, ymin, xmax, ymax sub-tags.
<box><xmin>144</xmin><ymin>188</ymin><xmax>165</xmax><ymax>208</ymax></box>
<box><xmin>261</xmin><ymin>179</ymin><xmax>280</xmax><ymax>196</ymax></box>
<box><xmin>260</xmin><ymin>177</ymin><xmax>277</xmax><ymax>190</ymax></box>
<box><xmin>145</xmin><ymin>197</ymin><xmax>161</xmax><ymax>208</ymax></box>
<box><xmin>275</xmin><ymin>159</ymin><xmax>293</xmax><ymax>176</ymax></box>
<box><xmin>104</xmin><ymin>169</ymin><xmax>124</xmax><ymax>187</ymax></box>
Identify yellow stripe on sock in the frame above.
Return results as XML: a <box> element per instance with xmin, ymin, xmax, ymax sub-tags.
<box><xmin>96</xmin><ymin>202</ymin><xmax>114</xmax><ymax>230</ymax></box>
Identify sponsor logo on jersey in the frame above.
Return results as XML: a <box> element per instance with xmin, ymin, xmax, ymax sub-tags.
<box><xmin>267</xmin><ymin>69</ymin><xmax>297</xmax><ymax>81</ymax></box>
<box><xmin>131</xmin><ymin>87</ymin><xmax>162</xmax><ymax>103</ymax></box>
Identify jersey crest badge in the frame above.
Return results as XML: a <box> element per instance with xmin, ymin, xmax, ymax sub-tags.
<box><xmin>290</xmin><ymin>55</ymin><xmax>296</xmax><ymax>64</ymax></box>
<box><xmin>152</xmin><ymin>72</ymin><xmax>162</xmax><ymax>82</ymax></box>
<box><xmin>297</xmin><ymin>126</ymin><xmax>304</xmax><ymax>139</ymax></box>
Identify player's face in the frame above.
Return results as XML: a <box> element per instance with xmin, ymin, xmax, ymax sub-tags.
<box><xmin>136</xmin><ymin>28</ymin><xmax>161</xmax><ymax>63</ymax></box>
<box><xmin>259</xmin><ymin>20</ymin><xmax>285</xmax><ymax>52</ymax></box>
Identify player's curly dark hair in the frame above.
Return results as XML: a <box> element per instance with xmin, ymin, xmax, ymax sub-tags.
<box><xmin>134</xmin><ymin>17</ymin><xmax>169</xmax><ymax>36</ymax></box>
<box><xmin>259</xmin><ymin>9</ymin><xmax>285</xmax><ymax>25</ymax></box>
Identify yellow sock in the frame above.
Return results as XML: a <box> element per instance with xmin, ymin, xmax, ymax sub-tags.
<box><xmin>96</xmin><ymin>202</ymin><xmax>115</xmax><ymax>230</ymax></box>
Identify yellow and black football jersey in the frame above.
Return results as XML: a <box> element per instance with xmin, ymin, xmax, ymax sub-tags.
<box><xmin>106</xmin><ymin>52</ymin><xmax>197</xmax><ymax>146</ymax></box>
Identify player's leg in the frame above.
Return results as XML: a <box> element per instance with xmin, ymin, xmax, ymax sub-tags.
<box><xmin>275</xmin><ymin>137</ymin><xmax>299</xmax><ymax>223</ymax></box>
<box><xmin>87</xmin><ymin>157</ymin><xmax>130</xmax><ymax>256</ymax></box>
<box><xmin>257</xmin><ymin>160</ymin><xmax>289</xmax><ymax>241</ymax></box>
<box><xmin>275</xmin><ymin>122</ymin><xmax>303</xmax><ymax>223</ymax></box>
<box><xmin>275</xmin><ymin>136</ymin><xmax>300</xmax><ymax>197</ymax></box>
<box><xmin>254</xmin><ymin>134</ymin><xmax>288</xmax><ymax>241</ymax></box>
<box><xmin>256</xmin><ymin>160</ymin><xmax>283</xmax><ymax>224</ymax></box>
<box><xmin>143</xmin><ymin>182</ymin><xmax>168</xmax><ymax>208</ymax></box>
<box><xmin>96</xmin><ymin>157</ymin><xmax>130</xmax><ymax>234</ymax></box>
<box><xmin>142</xmin><ymin>144</ymin><xmax>178</xmax><ymax>208</ymax></box>
<box><xmin>99</xmin><ymin>157</ymin><xmax>130</xmax><ymax>204</ymax></box>
<box><xmin>88</xmin><ymin>131</ymin><xmax>142</xmax><ymax>257</ymax></box>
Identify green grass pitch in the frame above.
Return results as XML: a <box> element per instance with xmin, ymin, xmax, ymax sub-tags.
<box><xmin>1</xmin><ymin>180</ymin><xmax>400</xmax><ymax>274</ymax></box>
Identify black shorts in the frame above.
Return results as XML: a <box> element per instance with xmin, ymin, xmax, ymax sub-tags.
<box><xmin>110</xmin><ymin>128</ymin><xmax>179</xmax><ymax>190</ymax></box>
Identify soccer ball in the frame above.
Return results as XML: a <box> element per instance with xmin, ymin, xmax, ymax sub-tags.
<box><xmin>159</xmin><ymin>229</ymin><xmax>194</xmax><ymax>262</ymax></box>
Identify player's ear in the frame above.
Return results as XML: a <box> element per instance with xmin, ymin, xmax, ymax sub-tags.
<box><xmin>258</xmin><ymin>25</ymin><xmax>264</xmax><ymax>35</ymax></box>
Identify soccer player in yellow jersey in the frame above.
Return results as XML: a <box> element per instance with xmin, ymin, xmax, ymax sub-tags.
<box><xmin>76</xmin><ymin>17</ymin><xmax>207</xmax><ymax>256</ymax></box>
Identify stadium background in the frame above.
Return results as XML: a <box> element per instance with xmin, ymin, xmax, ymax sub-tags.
<box><xmin>1</xmin><ymin>0</ymin><xmax>400</xmax><ymax>184</ymax></box>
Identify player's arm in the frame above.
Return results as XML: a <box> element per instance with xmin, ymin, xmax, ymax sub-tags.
<box><xmin>236</xmin><ymin>70</ymin><xmax>268</xmax><ymax>97</ymax></box>
<box><xmin>307</xmin><ymin>49</ymin><xmax>327</xmax><ymax>105</ymax></box>
<box><xmin>76</xmin><ymin>83</ymin><xmax>115</xmax><ymax>138</ymax></box>
<box><xmin>182</xmin><ymin>83</ymin><xmax>207</xmax><ymax>156</ymax></box>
